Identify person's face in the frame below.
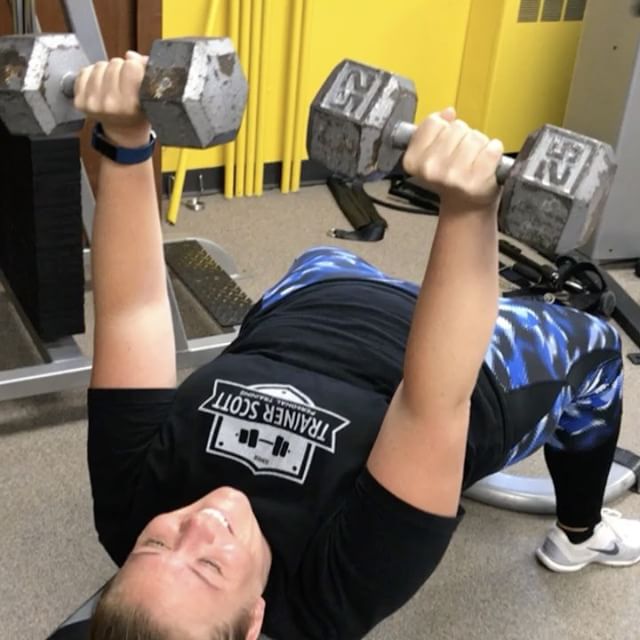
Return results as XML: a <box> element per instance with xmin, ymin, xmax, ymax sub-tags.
<box><xmin>114</xmin><ymin>487</ymin><xmax>269</xmax><ymax>637</ymax></box>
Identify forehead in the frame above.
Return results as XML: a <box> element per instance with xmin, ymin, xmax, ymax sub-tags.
<box><xmin>116</xmin><ymin>555</ymin><xmax>235</xmax><ymax>633</ymax></box>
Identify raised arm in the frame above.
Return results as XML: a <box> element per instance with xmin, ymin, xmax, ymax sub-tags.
<box><xmin>367</xmin><ymin>108</ymin><xmax>503</xmax><ymax>517</ymax></box>
<box><xmin>75</xmin><ymin>53</ymin><xmax>176</xmax><ymax>389</ymax></box>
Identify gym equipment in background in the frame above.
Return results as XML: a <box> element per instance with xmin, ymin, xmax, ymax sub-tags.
<box><xmin>0</xmin><ymin>0</ymin><xmax>253</xmax><ymax>402</ymax></box>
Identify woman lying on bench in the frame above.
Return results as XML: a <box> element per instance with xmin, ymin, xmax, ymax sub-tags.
<box><xmin>80</xmin><ymin>53</ymin><xmax>640</xmax><ymax>640</ymax></box>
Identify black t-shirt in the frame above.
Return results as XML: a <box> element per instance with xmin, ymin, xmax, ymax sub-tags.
<box><xmin>88</xmin><ymin>279</ymin><xmax>506</xmax><ymax>640</ymax></box>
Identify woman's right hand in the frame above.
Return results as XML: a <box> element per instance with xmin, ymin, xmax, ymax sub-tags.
<box><xmin>402</xmin><ymin>107</ymin><xmax>504</xmax><ymax>213</ymax></box>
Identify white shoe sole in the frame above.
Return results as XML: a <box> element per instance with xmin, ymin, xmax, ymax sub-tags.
<box><xmin>536</xmin><ymin>547</ymin><xmax>640</xmax><ymax>573</ymax></box>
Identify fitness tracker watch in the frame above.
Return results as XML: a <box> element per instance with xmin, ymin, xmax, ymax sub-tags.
<box><xmin>91</xmin><ymin>123</ymin><xmax>157</xmax><ymax>165</ymax></box>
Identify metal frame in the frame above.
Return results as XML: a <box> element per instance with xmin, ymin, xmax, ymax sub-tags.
<box><xmin>0</xmin><ymin>0</ymin><xmax>244</xmax><ymax>402</ymax></box>
<box><xmin>0</xmin><ymin>237</ymin><xmax>243</xmax><ymax>402</ymax></box>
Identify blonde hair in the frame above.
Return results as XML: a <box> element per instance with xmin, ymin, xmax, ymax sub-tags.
<box><xmin>89</xmin><ymin>579</ymin><xmax>253</xmax><ymax>640</ymax></box>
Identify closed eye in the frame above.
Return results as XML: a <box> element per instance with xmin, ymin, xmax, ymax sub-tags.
<box><xmin>200</xmin><ymin>558</ymin><xmax>222</xmax><ymax>574</ymax></box>
<box><xmin>144</xmin><ymin>538</ymin><xmax>167</xmax><ymax>548</ymax></box>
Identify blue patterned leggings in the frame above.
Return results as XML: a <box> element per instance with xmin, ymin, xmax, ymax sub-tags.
<box><xmin>261</xmin><ymin>247</ymin><xmax>623</xmax><ymax>525</ymax></box>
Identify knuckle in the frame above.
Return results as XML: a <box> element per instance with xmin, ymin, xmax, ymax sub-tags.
<box><xmin>102</xmin><ymin>96</ymin><xmax>118</xmax><ymax>114</ymax></box>
<box><xmin>451</xmin><ymin>119</ymin><xmax>470</xmax><ymax>133</ymax></box>
<box><xmin>86</xmin><ymin>97</ymin><xmax>101</xmax><ymax>114</ymax></box>
<box><xmin>402</xmin><ymin>152</ymin><xmax>416</xmax><ymax>175</ymax></box>
<box><xmin>420</xmin><ymin>158</ymin><xmax>435</xmax><ymax>180</ymax></box>
<box><xmin>471</xmin><ymin>129</ymin><xmax>489</xmax><ymax>145</ymax></box>
<box><xmin>445</xmin><ymin>168</ymin><xmax>463</xmax><ymax>187</ymax></box>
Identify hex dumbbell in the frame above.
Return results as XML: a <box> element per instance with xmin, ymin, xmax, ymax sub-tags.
<box><xmin>0</xmin><ymin>33</ymin><xmax>248</xmax><ymax>148</ymax></box>
<box><xmin>307</xmin><ymin>59</ymin><xmax>618</xmax><ymax>256</ymax></box>
<box><xmin>238</xmin><ymin>429</ymin><xmax>290</xmax><ymax>458</ymax></box>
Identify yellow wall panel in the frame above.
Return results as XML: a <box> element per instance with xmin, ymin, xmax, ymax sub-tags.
<box><xmin>456</xmin><ymin>0</ymin><xmax>584</xmax><ymax>153</ymax></box>
<box><xmin>161</xmin><ymin>0</ymin><xmax>473</xmax><ymax>174</ymax></box>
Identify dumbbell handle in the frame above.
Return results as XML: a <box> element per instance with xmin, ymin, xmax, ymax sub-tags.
<box><xmin>61</xmin><ymin>72</ymin><xmax>78</xmax><ymax>99</ymax></box>
<box><xmin>392</xmin><ymin>122</ymin><xmax>515</xmax><ymax>185</ymax></box>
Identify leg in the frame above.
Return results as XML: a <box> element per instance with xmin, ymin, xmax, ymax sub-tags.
<box><xmin>528</xmin><ymin>311</ymin><xmax>640</xmax><ymax>571</ymax></box>
<box><xmin>544</xmin><ymin>352</ymin><xmax>623</xmax><ymax>536</ymax></box>
<box><xmin>258</xmin><ymin>246</ymin><xmax>419</xmax><ymax>311</ymax></box>
<box><xmin>484</xmin><ymin>298</ymin><xmax>640</xmax><ymax>570</ymax></box>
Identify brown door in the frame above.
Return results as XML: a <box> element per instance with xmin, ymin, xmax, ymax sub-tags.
<box><xmin>0</xmin><ymin>0</ymin><xmax>162</xmax><ymax>195</ymax></box>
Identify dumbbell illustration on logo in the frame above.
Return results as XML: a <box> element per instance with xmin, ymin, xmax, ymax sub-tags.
<box><xmin>237</xmin><ymin>429</ymin><xmax>291</xmax><ymax>458</ymax></box>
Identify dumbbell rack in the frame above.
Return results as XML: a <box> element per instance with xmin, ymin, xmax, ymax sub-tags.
<box><xmin>0</xmin><ymin>0</ymin><xmax>241</xmax><ymax>402</ymax></box>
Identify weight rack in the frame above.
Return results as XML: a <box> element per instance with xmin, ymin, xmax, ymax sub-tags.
<box><xmin>0</xmin><ymin>0</ymin><xmax>244</xmax><ymax>402</ymax></box>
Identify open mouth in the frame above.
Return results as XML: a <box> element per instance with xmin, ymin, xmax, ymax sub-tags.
<box><xmin>201</xmin><ymin>507</ymin><xmax>233</xmax><ymax>533</ymax></box>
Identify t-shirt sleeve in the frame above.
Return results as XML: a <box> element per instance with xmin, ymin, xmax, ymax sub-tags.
<box><xmin>294</xmin><ymin>469</ymin><xmax>461</xmax><ymax>640</ymax></box>
<box><xmin>87</xmin><ymin>388</ymin><xmax>176</xmax><ymax>563</ymax></box>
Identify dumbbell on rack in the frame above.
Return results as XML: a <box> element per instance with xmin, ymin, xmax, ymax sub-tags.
<box><xmin>0</xmin><ymin>33</ymin><xmax>248</xmax><ymax>147</ymax></box>
<box><xmin>238</xmin><ymin>429</ymin><xmax>290</xmax><ymax>458</ymax></box>
<box><xmin>307</xmin><ymin>60</ymin><xmax>618</xmax><ymax>257</ymax></box>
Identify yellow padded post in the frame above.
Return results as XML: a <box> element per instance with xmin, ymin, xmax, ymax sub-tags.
<box><xmin>290</xmin><ymin>0</ymin><xmax>313</xmax><ymax>192</ymax></box>
<box><xmin>254</xmin><ymin>0</ymin><xmax>271</xmax><ymax>196</ymax></box>
<box><xmin>235</xmin><ymin>0</ymin><xmax>253</xmax><ymax>197</ymax></box>
<box><xmin>224</xmin><ymin>0</ymin><xmax>241</xmax><ymax>199</ymax></box>
<box><xmin>245</xmin><ymin>0</ymin><xmax>263</xmax><ymax>196</ymax></box>
<box><xmin>166</xmin><ymin>0</ymin><xmax>222</xmax><ymax>224</ymax></box>
<box><xmin>280</xmin><ymin>0</ymin><xmax>303</xmax><ymax>194</ymax></box>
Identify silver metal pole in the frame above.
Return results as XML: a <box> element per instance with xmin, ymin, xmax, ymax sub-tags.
<box><xmin>23</xmin><ymin>0</ymin><xmax>35</xmax><ymax>33</ymax></box>
<box><xmin>9</xmin><ymin>0</ymin><xmax>24</xmax><ymax>33</ymax></box>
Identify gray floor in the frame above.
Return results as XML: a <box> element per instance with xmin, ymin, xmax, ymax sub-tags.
<box><xmin>1</xmin><ymin>183</ymin><xmax>640</xmax><ymax>640</ymax></box>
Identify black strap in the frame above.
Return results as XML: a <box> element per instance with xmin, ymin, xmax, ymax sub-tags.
<box><xmin>326</xmin><ymin>177</ymin><xmax>387</xmax><ymax>242</ymax></box>
<box><xmin>499</xmin><ymin>242</ymin><xmax>616</xmax><ymax>317</ymax></box>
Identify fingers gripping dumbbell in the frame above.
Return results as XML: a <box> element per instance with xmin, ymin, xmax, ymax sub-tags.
<box><xmin>308</xmin><ymin>60</ymin><xmax>617</xmax><ymax>256</ymax></box>
<box><xmin>0</xmin><ymin>34</ymin><xmax>248</xmax><ymax>147</ymax></box>
<box><xmin>238</xmin><ymin>429</ymin><xmax>290</xmax><ymax>458</ymax></box>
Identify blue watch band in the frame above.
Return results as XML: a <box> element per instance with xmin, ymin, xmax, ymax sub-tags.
<box><xmin>91</xmin><ymin>123</ymin><xmax>157</xmax><ymax>165</ymax></box>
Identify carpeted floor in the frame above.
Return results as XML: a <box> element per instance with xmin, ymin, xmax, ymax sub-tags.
<box><xmin>1</xmin><ymin>183</ymin><xmax>639</xmax><ymax>640</ymax></box>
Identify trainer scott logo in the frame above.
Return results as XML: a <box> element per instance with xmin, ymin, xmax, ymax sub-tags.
<box><xmin>199</xmin><ymin>380</ymin><xmax>350</xmax><ymax>484</ymax></box>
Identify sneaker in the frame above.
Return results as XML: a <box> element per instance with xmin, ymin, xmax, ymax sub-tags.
<box><xmin>536</xmin><ymin>508</ymin><xmax>640</xmax><ymax>573</ymax></box>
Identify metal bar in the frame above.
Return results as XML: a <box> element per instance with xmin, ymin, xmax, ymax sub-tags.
<box><xmin>601</xmin><ymin>269</ymin><xmax>640</xmax><ymax>348</ymax></box>
<box><xmin>244</xmin><ymin>0</ymin><xmax>262</xmax><ymax>196</ymax></box>
<box><xmin>254</xmin><ymin>0</ymin><xmax>271</xmax><ymax>196</ymax></box>
<box><xmin>175</xmin><ymin>334</ymin><xmax>237</xmax><ymax>370</ymax></box>
<box><xmin>23</xmin><ymin>0</ymin><xmax>34</xmax><ymax>33</ymax></box>
<box><xmin>280</xmin><ymin>0</ymin><xmax>303</xmax><ymax>194</ymax></box>
<box><xmin>166</xmin><ymin>276</ymin><xmax>189</xmax><ymax>352</ymax></box>
<box><xmin>234</xmin><ymin>0</ymin><xmax>252</xmax><ymax>197</ymax></box>
<box><xmin>224</xmin><ymin>0</ymin><xmax>241</xmax><ymax>199</ymax></box>
<box><xmin>10</xmin><ymin>0</ymin><xmax>24</xmax><ymax>33</ymax></box>
<box><xmin>61</xmin><ymin>0</ymin><xmax>108</xmax><ymax>65</ymax></box>
<box><xmin>0</xmin><ymin>331</ymin><xmax>238</xmax><ymax>402</ymax></box>
<box><xmin>290</xmin><ymin>0</ymin><xmax>312</xmax><ymax>192</ymax></box>
<box><xmin>0</xmin><ymin>357</ymin><xmax>92</xmax><ymax>402</ymax></box>
<box><xmin>393</xmin><ymin>122</ymin><xmax>515</xmax><ymax>183</ymax></box>
<box><xmin>80</xmin><ymin>164</ymin><xmax>96</xmax><ymax>240</ymax></box>
<box><xmin>44</xmin><ymin>335</ymin><xmax>84</xmax><ymax>363</ymax></box>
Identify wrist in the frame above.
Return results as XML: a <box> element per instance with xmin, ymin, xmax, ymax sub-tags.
<box><xmin>101</xmin><ymin>123</ymin><xmax>153</xmax><ymax>148</ymax></box>
<box><xmin>439</xmin><ymin>197</ymin><xmax>500</xmax><ymax>217</ymax></box>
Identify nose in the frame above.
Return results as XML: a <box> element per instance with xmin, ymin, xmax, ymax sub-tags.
<box><xmin>176</xmin><ymin>511</ymin><xmax>218</xmax><ymax>550</ymax></box>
